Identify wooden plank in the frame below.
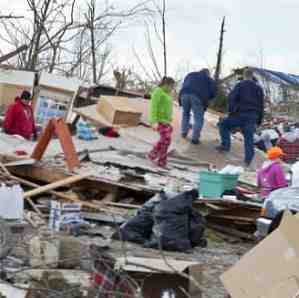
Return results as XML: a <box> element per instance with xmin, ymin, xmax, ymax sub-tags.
<box><xmin>206</xmin><ymin>214</ymin><xmax>256</xmax><ymax>223</ymax></box>
<box><xmin>207</xmin><ymin>223</ymin><xmax>255</xmax><ymax>241</ymax></box>
<box><xmin>23</xmin><ymin>174</ymin><xmax>89</xmax><ymax>198</ymax></box>
<box><xmin>11</xmin><ymin>175</ymin><xmax>119</xmax><ymax>214</ymax></box>
<box><xmin>105</xmin><ymin>202</ymin><xmax>140</xmax><ymax>209</ymax></box>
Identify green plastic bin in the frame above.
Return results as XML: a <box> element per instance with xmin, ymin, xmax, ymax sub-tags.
<box><xmin>199</xmin><ymin>171</ymin><xmax>239</xmax><ymax>198</ymax></box>
<box><xmin>223</xmin><ymin>174</ymin><xmax>239</xmax><ymax>191</ymax></box>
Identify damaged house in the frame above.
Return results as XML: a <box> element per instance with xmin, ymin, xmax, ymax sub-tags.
<box><xmin>222</xmin><ymin>67</ymin><xmax>299</xmax><ymax>119</ymax></box>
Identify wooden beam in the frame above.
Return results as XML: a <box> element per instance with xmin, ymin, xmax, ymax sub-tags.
<box><xmin>11</xmin><ymin>175</ymin><xmax>119</xmax><ymax>213</ymax></box>
<box><xmin>23</xmin><ymin>174</ymin><xmax>89</xmax><ymax>198</ymax></box>
<box><xmin>105</xmin><ymin>202</ymin><xmax>140</xmax><ymax>209</ymax></box>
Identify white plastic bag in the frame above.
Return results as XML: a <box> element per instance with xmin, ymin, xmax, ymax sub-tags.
<box><xmin>219</xmin><ymin>165</ymin><xmax>244</xmax><ymax>175</ymax></box>
<box><xmin>291</xmin><ymin>161</ymin><xmax>299</xmax><ymax>187</ymax></box>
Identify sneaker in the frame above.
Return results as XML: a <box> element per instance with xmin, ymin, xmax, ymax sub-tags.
<box><xmin>191</xmin><ymin>139</ymin><xmax>201</xmax><ymax>145</ymax></box>
<box><xmin>157</xmin><ymin>162</ymin><xmax>170</xmax><ymax>170</ymax></box>
<box><xmin>215</xmin><ymin>145</ymin><xmax>229</xmax><ymax>152</ymax></box>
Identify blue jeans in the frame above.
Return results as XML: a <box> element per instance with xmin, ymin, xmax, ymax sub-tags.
<box><xmin>219</xmin><ymin>113</ymin><xmax>257</xmax><ymax>164</ymax></box>
<box><xmin>181</xmin><ymin>94</ymin><xmax>205</xmax><ymax>142</ymax></box>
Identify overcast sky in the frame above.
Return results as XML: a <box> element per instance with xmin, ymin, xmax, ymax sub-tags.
<box><xmin>1</xmin><ymin>0</ymin><xmax>299</xmax><ymax>79</ymax></box>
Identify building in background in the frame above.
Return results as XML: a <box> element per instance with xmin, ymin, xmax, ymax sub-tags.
<box><xmin>222</xmin><ymin>67</ymin><xmax>299</xmax><ymax>120</ymax></box>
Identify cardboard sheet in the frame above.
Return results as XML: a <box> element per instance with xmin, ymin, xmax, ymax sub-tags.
<box><xmin>221</xmin><ymin>212</ymin><xmax>299</xmax><ymax>298</ymax></box>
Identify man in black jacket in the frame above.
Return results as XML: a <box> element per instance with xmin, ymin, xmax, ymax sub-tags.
<box><xmin>217</xmin><ymin>68</ymin><xmax>264</xmax><ymax>166</ymax></box>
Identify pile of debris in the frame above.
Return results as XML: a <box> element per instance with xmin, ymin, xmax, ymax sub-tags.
<box><xmin>0</xmin><ymin>68</ymin><xmax>274</xmax><ymax>298</ymax></box>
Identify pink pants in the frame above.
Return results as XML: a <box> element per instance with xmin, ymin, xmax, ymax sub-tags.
<box><xmin>148</xmin><ymin>123</ymin><xmax>173</xmax><ymax>167</ymax></box>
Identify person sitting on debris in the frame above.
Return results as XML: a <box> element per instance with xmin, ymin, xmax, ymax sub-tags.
<box><xmin>257</xmin><ymin>147</ymin><xmax>288</xmax><ymax>200</ymax></box>
<box><xmin>276</xmin><ymin>126</ymin><xmax>299</xmax><ymax>164</ymax></box>
<box><xmin>3</xmin><ymin>90</ymin><xmax>37</xmax><ymax>140</ymax></box>
<box><xmin>179</xmin><ymin>68</ymin><xmax>216</xmax><ymax>144</ymax></box>
<box><xmin>148</xmin><ymin>76</ymin><xmax>176</xmax><ymax>168</ymax></box>
<box><xmin>216</xmin><ymin>68</ymin><xmax>265</xmax><ymax>167</ymax></box>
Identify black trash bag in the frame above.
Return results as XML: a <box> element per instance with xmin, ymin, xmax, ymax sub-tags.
<box><xmin>111</xmin><ymin>192</ymin><xmax>163</xmax><ymax>244</ymax></box>
<box><xmin>189</xmin><ymin>210</ymin><xmax>207</xmax><ymax>248</ymax></box>
<box><xmin>146</xmin><ymin>189</ymin><xmax>199</xmax><ymax>252</ymax></box>
<box><xmin>112</xmin><ymin>209</ymin><xmax>153</xmax><ymax>244</ymax></box>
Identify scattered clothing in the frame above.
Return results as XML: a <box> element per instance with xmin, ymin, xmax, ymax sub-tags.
<box><xmin>3</xmin><ymin>97</ymin><xmax>36</xmax><ymax>140</ymax></box>
<box><xmin>179</xmin><ymin>70</ymin><xmax>216</xmax><ymax>142</ymax></box>
<box><xmin>148</xmin><ymin>123</ymin><xmax>172</xmax><ymax>168</ymax></box>
<box><xmin>149</xmin><ymin>86</ymin><xmax>174</xmax><ymax>167</ymax></box>
<box><xmin>91</xmin><ymin>246</ymin><xmax>137</xmax><ymax>298</ymax></box>
<box><xmin>277</xmin><ymin>132</ymin><xmax>299</xmax><ymax>163</ymax></box>
<box><xmin>257</xmin><ymin>160</ymin><xmax>288</xmax><ymax>199</ymax></box>
<box><xmin>76</xmin><ymin>119</ymin><xmax>97</xmax><ymax>141</ymax></box>
<box><xmin>98</xmin><ymin>127</ymin><xmax>120</xmax><ymax>138</ymax></box>
<box><xmin>254</xmin><ymin>129</ymin><xmax>278</xmax><ymax>152</ymax></box>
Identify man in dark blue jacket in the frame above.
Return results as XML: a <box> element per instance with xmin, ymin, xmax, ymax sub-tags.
<box><xmin>217</xmin><ymin>68</ymin><xmax>264</xmax><ymax>166</ymax></box>
<box><xmin>179</xmin><ymin>69</ymin><xmax>216</xmax><ymax>144</ymax></box>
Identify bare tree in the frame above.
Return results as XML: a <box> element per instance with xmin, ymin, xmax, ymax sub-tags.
<box><xmin>65</xmin><ymin>0</ymin><xmax>153</xmax><ymax>84</ymax></box>
<box><xmin>0</xmin><ymin>0</ymin><xmax>77</xmax><ymax>71</ymax></box>
<box><xmin>0</xmin><ymin>14</ymin><xmax>23</xmax><ymax>20</ymax></box>
<box><xmin>133</xmin><ymin>0</ymin><xmax>169</xmax><ymax>88</ymax></box>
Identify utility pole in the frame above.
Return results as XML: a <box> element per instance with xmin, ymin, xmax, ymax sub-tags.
<box><xmin>162</xmin><ymin>0</ymin><xmax>167</xmax><ymax>77</ymax></box>
<box><xmin>214</xmin><ymin>16</ymin><xmax>226</xmax><ymax>86</ymax></box>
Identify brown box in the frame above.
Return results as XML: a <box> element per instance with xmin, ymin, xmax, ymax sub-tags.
<box><xmin>221</xmin><ymin>212</ymin><xmax>299</xmax><ymax>298</ymax></box>
<box><xmin>97</xmin><ymin>96</ymin><xmax>142</xmax><ymax>127</ymax></box>
<box><xmin>117</xmin><ymin>257</ymin><xmax>202</xmax><ymax>298</ymax></box>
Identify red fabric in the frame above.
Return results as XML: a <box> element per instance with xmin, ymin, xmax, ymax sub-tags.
<box><xmin>14</xmin><ymin>150</ymin><xmax>28</xmax><ymax>156</ymax></box>
<box><xmin>148</xmin><ymin>123</ymin><xmax>173</xmax><ymax>167</ymax></box>
<box><xmin>277</xmin><ymin>137</ymin><xmax>299</xmax><ymax>163</ymax></box>
<box><xmin>3</xmin><ymin>97</ymin><xmax>36</xmax><ymax>140</ymax></box>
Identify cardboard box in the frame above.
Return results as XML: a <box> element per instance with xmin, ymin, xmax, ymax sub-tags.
<box><xmin>117</xmin><ymin>257</ymin><xmax>202</xmax><ymax>298</ymax></box>
<box><xmin>221</xmin><ymin>212</ymin><xmax>299</xmax><ymax>298</ymax></box>
<box><xmin>97</xmin><ymin>96</ymin><xmax>142</xmax><ymax>127</ymax></box>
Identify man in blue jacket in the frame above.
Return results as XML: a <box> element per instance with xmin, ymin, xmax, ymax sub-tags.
<box><xmin>217</xmin><ymin>68</ymin><xmax>264</xmax><ymax>166</ymax></box>
<box><xmin>179</xmin><ymin>69</ymin><xmax>216</xmax><ymax>144</ymax></box>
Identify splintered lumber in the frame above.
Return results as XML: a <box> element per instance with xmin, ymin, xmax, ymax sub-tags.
<box><xmin>105</xmin><ymin>202</ymin><xmax>140</xmax><ymax>209</ymax></box>
<box><xmin>23</xmin><ymin>174</ymin><xmax>89</xmax><ymax>199</ymax></box>
<box><xmin>11</xmin><ymin>175</ymin><xmax>119</xmax><ymax>214</ymax></box>
<box><xmin>207</xmin><ymin>223</ymin><xmax>255</xmax><ymax>241</ymax></box>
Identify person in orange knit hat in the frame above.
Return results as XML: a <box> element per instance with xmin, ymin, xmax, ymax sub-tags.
<box><xmin>257</xmin><ymin>146</ymin><xmax>288</xmax><ymax>200</ymax></box>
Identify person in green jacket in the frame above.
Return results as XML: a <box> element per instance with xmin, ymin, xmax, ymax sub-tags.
<box><xmin>148</xmin><ymin>76</ymin><xmax>176</xmax><ymax>168</ymax></box>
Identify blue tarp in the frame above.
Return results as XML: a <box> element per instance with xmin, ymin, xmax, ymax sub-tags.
<box><xmin>253</xmin><ymin>67</ymin><xmax>299</xmax><ymax>86</ymax></box>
